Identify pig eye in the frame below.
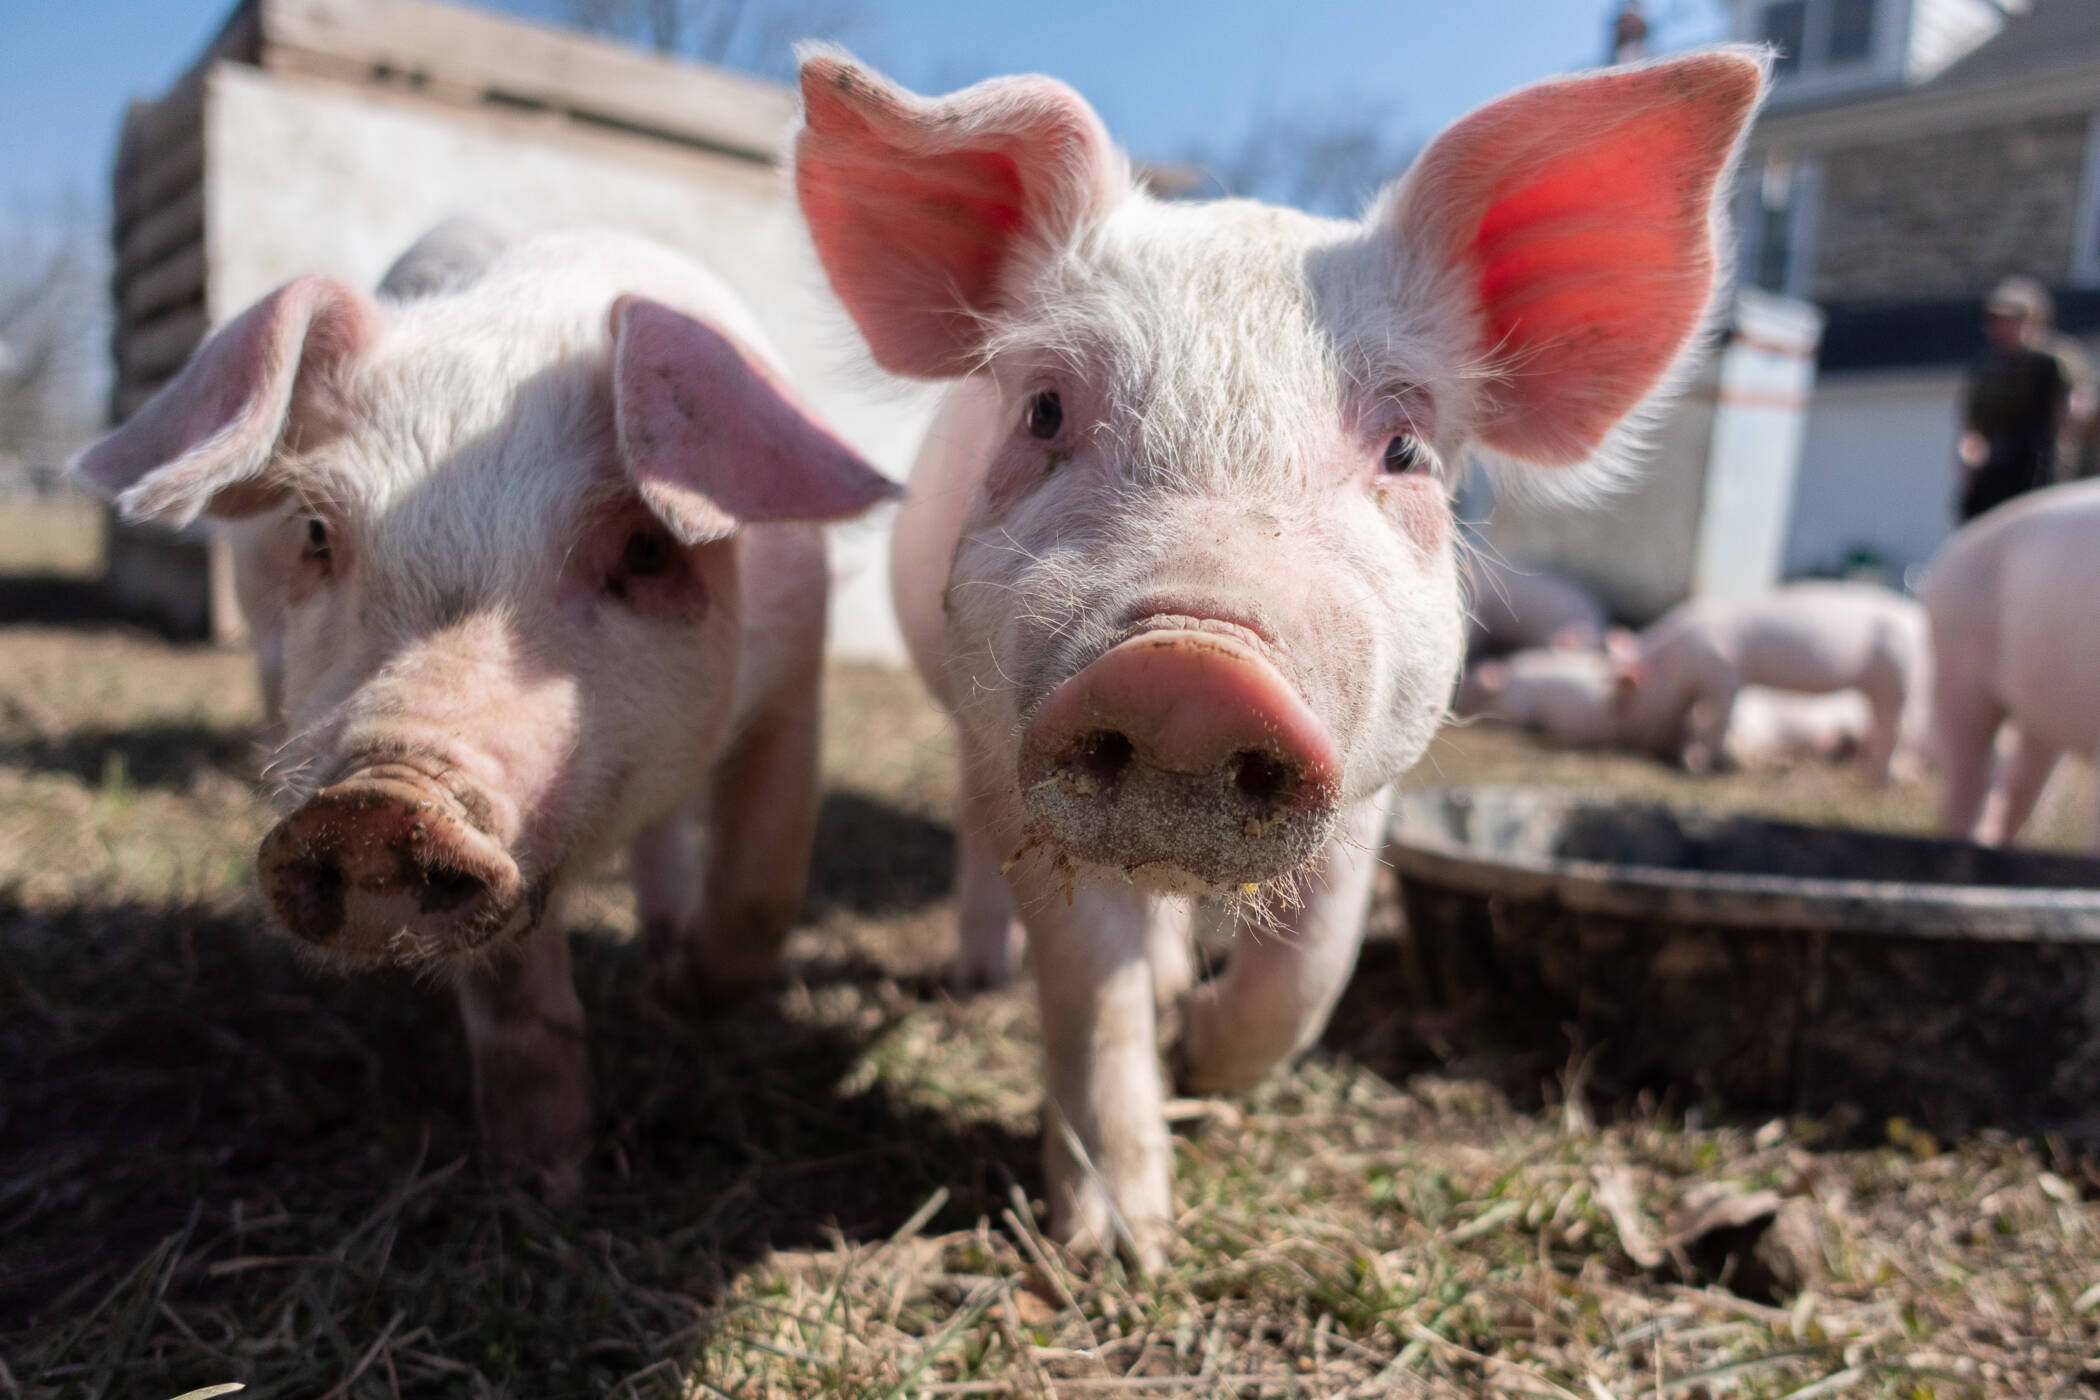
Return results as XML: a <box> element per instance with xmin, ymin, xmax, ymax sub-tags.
<box><xmin>1025</xmin><ymin>390</ymin><xmax>1063</xmax><ymax>441</ymax></box>
<box><xmin>1383</xmin><ymin>435</ymin><xmax>1431</xmax><ymax>474</ymax></box>
<box><xmin>621</xmin><ymin>528</ymin><xmax>675</xmax><ymax>577</ymax></box>
<box><xmin>302</xmin><ymin>518</ymin><xmax>332</xmax><ymax>571</ymax></box>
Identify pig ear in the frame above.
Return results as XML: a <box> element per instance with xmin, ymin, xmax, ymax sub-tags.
<box><xmin>1471</xmin><ymin>661</ymin><xmax>1509</xmax><ymax>697</ymax></box>
<box><xmin>68</xmin><ymin>277</ymin><xmax>374</xmax><ymax>525</ymax></box>
<box><xmin>794</xmin><ymin>52</ymin><xmax>1128</xmax><ymax>377</ymax></box>
<box><xmin>610</xmin><ymin>296</ymin><xmax>900</xmax><ymax>545</ymax></box>
<box><xmin>1388</xmin><ymin>49</ymin><xmax>1765</xmax><ymax>466</ymax></box>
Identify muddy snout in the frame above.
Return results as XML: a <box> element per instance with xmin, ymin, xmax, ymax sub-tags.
<box><xmin>258</xmin><ymin>767</ymin><xmax>526</xmax><ymax>959</ymax></box>
<box><xmin>1018</xmin><ymin>631</ymin><xmax>1341</xmax><ymax>887</ymax></box>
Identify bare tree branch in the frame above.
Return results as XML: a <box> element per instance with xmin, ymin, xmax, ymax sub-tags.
<box><xmin>1178</xmin><ymin>104</ymin><xmax>1417</xmax><ymax>219</ymax></box>
<box><xmin>556</xmin><ymin>0</ymin><xmax>860</xmax><ymax>79</ymax></box>
<box><xmin>0</xmin><ymin>195</ymin><xmax>109</xmax><ymax>494</ymax></box>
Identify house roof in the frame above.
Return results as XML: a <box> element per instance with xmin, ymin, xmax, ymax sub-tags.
<box><xmin>1819</xmin><ymin>287</ymin><xmax>2100</xmax><ymax>373</ymax></box>
<box><xmin>1928</xmin><ymin>0</ymin><xmax>2100</xmax><ymax>92</ymax></box>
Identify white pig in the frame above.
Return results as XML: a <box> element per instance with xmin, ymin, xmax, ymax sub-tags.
<box><xmin>1723</xmin><ymin>686</ymin><xmax>1873</xmax><ymax>769</ymax></box>
<box><xmin>67</xmin><ymin>226</ymin><xmax>897</xmax><ymax>1196</ymax></box>
<box><xmin>1454</xmin><ymin>643</ymin><xmax>1627</xmax><ymax>748</ymax></box>
<box><xmin>1615</xmin><ymin>581</ymin><xmax>1929</xmax><ymax>782</ymax></box>
<box><xmin>1927</xmin><ymin>480</ymin><xmax>2100</xmax><ymax>847</ymax></box>
<box><xmin>793</xmin><ymin>49</ymin><xmax>1763</xmax><ymax>1262</ymax></box>
<box><xmin>1464</xmin><ymin>553</ymin><xmax>1611</xmax><ymax>659</ymax></box>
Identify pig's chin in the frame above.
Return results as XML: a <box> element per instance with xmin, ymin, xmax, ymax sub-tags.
<box><xmin>1016</xmin><ymin>756</ymin><xmax>1340</xmax><ymax>895</ymax></box>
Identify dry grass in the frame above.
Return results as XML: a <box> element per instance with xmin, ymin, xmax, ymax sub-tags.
<box><xmin>5</xmin><ymin>504</ymin><xmax>2100</xmax><ymax>1398</ymax></box>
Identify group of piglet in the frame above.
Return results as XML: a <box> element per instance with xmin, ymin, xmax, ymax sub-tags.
<box><xmin>1456</xmin><ymin>561</ymin><xmax>1929</xmax><ymax>783</ymax></box>
<box><xmin>1458</xmin><ymin>485</ymin><xmax>2100</xmax><ymax>862</ymax></box>
<box><xmin>71</xmin><ymin>47</ymin><xmax>1770</xmax><ymax>1265</ymax></box>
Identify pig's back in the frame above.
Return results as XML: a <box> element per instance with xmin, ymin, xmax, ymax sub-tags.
<box><xmin>890</xmin><ymin>378</ymin><xmax>1004</xmax><ymax>711</ymax></box>
<box><xmin>1732</xmin><ymin>582</ymin><xmax>1920</xmax><ymax>692</ymax></box>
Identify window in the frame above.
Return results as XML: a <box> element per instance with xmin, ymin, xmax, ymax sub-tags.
<box><xmin>1763</xmin><ymin>1</ymin><xmax>1808</xmax><ymax>76</ymax></box>
<box><xmin>1754</xmin><ymin>157</ymin><xmax>1798</xmax><ymax>292</ymax></box>
<box><xmin>1827</xmin><ymin>0</ymin><xmax>1875</xmax><ymax>64</ymax></box>
<box><xmin>2074</xmin><ymin>113</ymin><xmax>2100</xmax><ymax>287</ymax></box>
<box><xmin>1743</xmin><ymin>155</ymin><xmax>1821</xmax><ymax>299</ymax></box>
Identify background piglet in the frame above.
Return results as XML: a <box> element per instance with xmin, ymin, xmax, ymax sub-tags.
<box><xmin>1454</xmin><ymin>643</ymin><xmax>1629</xmax><ymax>748</ymax></box>
<box><xmin>1616</xmin><ymin>581</ymin><xmax>1929</xmax><ymax>782</ymax></box>
<box><xmin>68</xmin><ymin>225</ymin><xmax>896</xmax><ymax>1196</ymax></box>
<box><xmin>1724</xmin><ymin>686</ymin><xmax>1873</xmax><ymax>769</ymax></box>
<box><xmin>1928</xmin><ymin>480</ymin><xmax>2100</xmax><ymax>848</ymax></box>
<box><xmin>794</xmin><ymin>49</ymin><xmax>1763</xmax><ymax>1261</ymax></box>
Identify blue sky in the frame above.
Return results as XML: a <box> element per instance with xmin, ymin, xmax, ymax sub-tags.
<box><xmin>2</xmin><ymin>0</ymin><xmax>1731</xmax><ymax>214</ymax></box>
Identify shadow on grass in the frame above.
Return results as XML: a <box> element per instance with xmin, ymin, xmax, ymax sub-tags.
<box><xmin>808</xmin><ymin>789</ymin><xmax>954</xmax><ymax>918</ymax></box>
<box><xmin>0</xmin><ymin>893</ymin><xmax>1031</xmax><ymax>1398</ymax></box>
<box><xmin>2</xmin><ymin>722</ymin><xmax>261</xmax><ymax>791</ymax></box>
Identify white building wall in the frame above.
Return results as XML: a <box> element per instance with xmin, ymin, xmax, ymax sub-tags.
<box><xmin>1781</xmin><ymin>367</ymin><xmax>1963</xmax><ymax>581</ymax></box>
<box><xmin>203</xmin><ymin>63</ymin><xmax>936</xmax><ymax>664</ymax></box>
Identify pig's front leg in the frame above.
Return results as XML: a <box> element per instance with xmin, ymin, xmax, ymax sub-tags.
<box><xmin>686</xmin><ymin>687</ymin><xmax>822</xmax><ymax>1003</ymax></box>
<box><xmin>456</xmin><ymin>918</ymin><xmax>592</xmax><ymax>1201</ymax></box>
<box><xmin>1175</xmin><ymin>791</ymin><xmax>1386</xmax><ymax>1095</ymax></box>
<box><xmin>1933</xmin><ymin>666</ymin><xmax>2004</xmax><ymax>841</ymax></box>
<box><xmin>1019</xmin><ymin>870</ymin><xmax>1176</xmax><ymax>1269</ymax></box>
<box><xmin>953</xmin><ymin>742</ymin><xmax>1025</xmax><ymax>990</ymax></box>
<box><xmin>633</xmin><ymin>804</ymin><xmax>703</xmax><ymax>957</ymax></box>
<box><xmin>1978</xmin><ymin>726</ymin><xmax>2059</xmax><ymax>846</ymax></box>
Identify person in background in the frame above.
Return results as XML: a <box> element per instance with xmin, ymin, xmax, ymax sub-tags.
<box><xmin>2034</xmin><ymin>300</ymin><xmax>2098</xmax><ymax>483</ymax></box>
<box><xmin>1956</xmin><ymin>277</ymin><xmax>2072</xmax><ymax>521</ymax></box>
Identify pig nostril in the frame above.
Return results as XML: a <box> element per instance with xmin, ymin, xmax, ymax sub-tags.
<box><xmin>1232</xmin><ymin>749</ymin><xmax>1297</xmax><ymax>812</ymax></box>
<box><xmin>415</xmin><ymin>865</ymin><xmax>488</xmax><ymax>916</ymax></box>
<box><xmin>278</xmin><ymin>857</ymin><xmax>345</xmax><ymax>943</ymax></box>
<box><xmin>1070</xmin><ymin>729</ymin><xmax>1135</xmax><ymax>791</ymax></box>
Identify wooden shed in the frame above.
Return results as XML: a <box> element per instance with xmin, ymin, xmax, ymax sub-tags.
<box><xmin>105</xmin><ymin>0</ymin><xmax>931</xmax><ymax>654</ymax></box>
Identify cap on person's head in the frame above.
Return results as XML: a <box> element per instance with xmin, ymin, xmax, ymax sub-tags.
<box><xmin>1986</xmin><ymin>275</ymin><xmax>2051</xmax><ymax>324</ymax></box>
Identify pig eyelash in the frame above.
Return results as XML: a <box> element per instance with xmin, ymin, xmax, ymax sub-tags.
<box><xmin>1382</xmin><ymin>435</ymin><xmax>1435</xmax><ymax>475</ymax></box>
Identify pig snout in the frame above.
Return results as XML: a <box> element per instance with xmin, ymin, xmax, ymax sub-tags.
<box><xmin>1017</xmin><ymin>630</ymin><xmax>1341</xmax><ymax>887</ymax></box>
<box><xmin>258</xmin><ymin>766</ymin><xmax>527</xmax><ymax>959</ymax></box>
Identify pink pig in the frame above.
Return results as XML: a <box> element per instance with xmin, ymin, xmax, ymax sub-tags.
<box><xmin>1927</xmin><ymin>480</ymin><xmax>2100</xmax><ymax>848</ymax></box>
<box><xmin>793</xmin><ymin>51</ymin><xmax>1763</xmax><ymax>1261</ymax></box>
<box><xmin>68</xmin><ymin>225</ymin><xmax>896</xmax><ymax>1195</ymax></box>
<box><xmin>1614</xmin><ymin>581</ymin><xmax>1929</xmax><ymax>782</ymax></box>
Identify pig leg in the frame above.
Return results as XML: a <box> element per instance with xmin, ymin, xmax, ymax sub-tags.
<box><xmin>1020</xmin><ymin>872</ymin><xmax>1175</xmax><ymax>1268</ymax></box>
<box><xmin>1682</xmin><ymin>671</ymin><xmax>1741</xmax><ymax>775</ymax></box>
<box><xmin>457</xmin><ymin>917</ymin><xmax>592</xmax><ymax>1201</ymax></box>
<box><xmin>684</xmin><ymin>688</ymin><xmax>822</xmax><ymax>1003</ymax></box>
<box><xmin>1855</xmin><ymin>676</ymin><xmax>1906</xmax><ymax>788</ymax></box>
<box><xmin>952</xmin><ymin>743</ymin><xmax>1025</xmax><ymax>990</ymax></box>
<box><xmin>1175</xmin><ymin>791</ymin><xmax>1386</xmax><ymax>1095</ymax></box>
<box><xmin>1978</xmin><ymin>727</ymin><xmax>2059</xmax><ymax>846</ymax></box>
<box><xmin>633</xmin><ymin>804</ymin><xmax>704</xmax><ymax>958</ymax></box>
<box><xmin>1933</xmin><ymin>670</ymin><xmax>2004</xmax><ymax>841</ymax></box>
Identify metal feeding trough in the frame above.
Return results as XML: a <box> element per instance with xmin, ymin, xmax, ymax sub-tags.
<box><xmin>1386</xmin><ymin>786</ymin><xmax>2100</xmax><ymax>1145</ymax></box>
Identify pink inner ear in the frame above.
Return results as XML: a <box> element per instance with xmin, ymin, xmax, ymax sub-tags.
<box><xmin>70</xmin><ymin>276</ymin><xmax>373</xmax><ymax>524</ymax></box>
<box><xmin>795</xmin><ymin>56</ymin><xmax>1123</xmax><ymax>378</ymax></box>
<box><xmin>1401</xmin><ymin>53</ymin><xmax>1763</xmax><ymax>466</ymax></box>
<box><xmin>611</xmin><ymin>296</ymin><xmax>899</xmax><ymax>544</ymax></box>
